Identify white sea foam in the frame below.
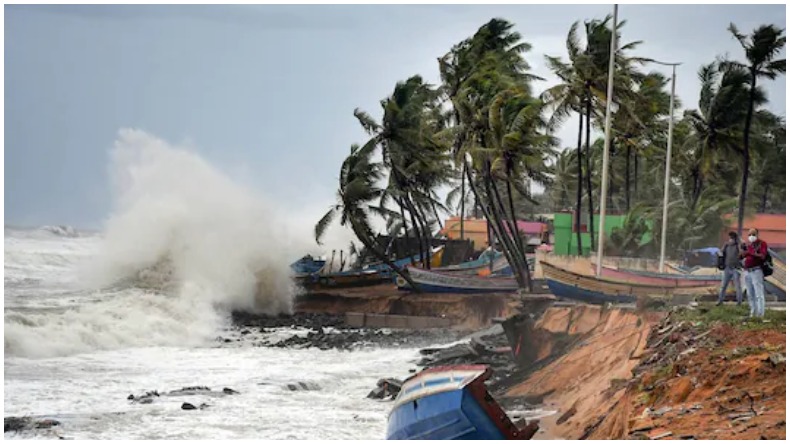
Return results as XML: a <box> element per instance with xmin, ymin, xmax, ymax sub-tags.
<box><xmin>5</xmin><ymin>129</ymin><xmax>304</xmax><ymax>358</ymax></box>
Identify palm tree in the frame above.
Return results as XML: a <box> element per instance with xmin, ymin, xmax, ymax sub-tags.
<box><xmin>440</xmin><ymin>18</ymin><xmax>543</xmax><ymax>289</ymax></box>
<box><xmin>543</xmin><ymin>15</ymin><xmax>646</xmax><ymax>254</ymax></box>
<box><xmin>611</xmin><ymin>71</ymin><xmax>671</xmax><ymax>210</ymax></box>
<box><xmin>353</xmin><ymin>75</ymin><xmax>447</xmax><ymax>268</ymax></box>
<box><xmin>314</xmin><ymin>144</ymin><xmax>418</xmax><ymax>289</ymax></box>
<box><xmin>548</xmin><ymin>149</ymin><xmax>578</xmax><ymax>211</ymax></box>
<box><xmin>684</xmin><ymin>61</ymin><xmax>766</xmax><ymax>210</ymax></box>
<box><xmin>723</xmin><ymin>23</ymin><xmax>786</xmax><ymax>235</ymax></box>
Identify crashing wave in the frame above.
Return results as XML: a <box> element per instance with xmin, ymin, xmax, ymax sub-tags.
<box><xmin>5</xmin><ymin>129</ymin><xmax>303</xmax><ymax>359</ymax></box>
<box><xmin>39</xmin><ymin>225</ymin><xmax>80</xmax><ymax>238</ymax></box>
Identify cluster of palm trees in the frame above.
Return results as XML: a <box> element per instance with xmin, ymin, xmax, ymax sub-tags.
<box><xmin>315</xmin><ymin>16</ymin><xmax>785</xmax><ymax>291</ymax></box>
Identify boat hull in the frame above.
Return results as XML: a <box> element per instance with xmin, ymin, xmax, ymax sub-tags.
<box><xmin>396</xmin><ymin>267</ymin><xmax>518</xmax><ymax>294</ymax></box>
<box><xmin>599</xmin><ymin>266</ymin><xmax>721</xmax><ymax>287</ymax></box>
<box><xmin>541</xmin><ymin>261</ymin><xmax>718</xmax><ymax>304</ymax></box>
<box><xmin>386</xmin><ymin>365</ymin><xmax>528</xmax><ymax>440</ymax></box>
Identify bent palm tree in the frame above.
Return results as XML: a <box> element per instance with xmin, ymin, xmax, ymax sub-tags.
<box><xmin>314</xmin><ymin>144</ymin><xmax>419</xmax><ymax>290</ymax></box>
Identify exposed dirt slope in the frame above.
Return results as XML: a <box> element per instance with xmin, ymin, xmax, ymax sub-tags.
<box><xmin>585</xmin><ymin>307</ymin><xmax>786</xmax><ymax>440</ymax></box>
<box><xmin>503</xmin><ymin>306</ymin><xmax>661</xmax><ymax>439</ymax></box>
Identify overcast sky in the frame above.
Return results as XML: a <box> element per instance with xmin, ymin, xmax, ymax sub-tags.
<box><xmin>5</xmin><ymin>4</ymin><xmax>786</xmax><ymax>229</ymax></box>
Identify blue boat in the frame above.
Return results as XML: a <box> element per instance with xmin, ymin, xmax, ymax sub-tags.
<box><xmin>290</xmin><ymin>255</ymin><xmax>326</xmax><ymax>275</ymax></box>
<box><xmin>386</xmin><ymin>365</ymin><xmax>533</xmax><ymax>440</ymax></box>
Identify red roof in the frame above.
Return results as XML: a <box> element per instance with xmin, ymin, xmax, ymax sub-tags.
<box><xmin>517</xmin><ymin>221</ymin><xmax>546</xmax><ymax>234</ymax></box>
<box><xmin>723</xmin><ymin>213</ymin><xmax>786</xmax><ymax>248</ymax></box>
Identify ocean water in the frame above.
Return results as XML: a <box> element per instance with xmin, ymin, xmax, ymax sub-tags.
<box><xmin>4</xmin><ymin>130</ymin><xmax>432</xmax><ymax>439</ymax></box>
<box><xmin>3</xmin><ymin>226</ymin><xmax>429</xmax><ymax>439</ymax></box>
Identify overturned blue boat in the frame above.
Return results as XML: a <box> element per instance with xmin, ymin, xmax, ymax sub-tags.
<box><xmin>386</xmin><ymin>365</ymin><xmax>535</xmax><ymax>440</ymax></box>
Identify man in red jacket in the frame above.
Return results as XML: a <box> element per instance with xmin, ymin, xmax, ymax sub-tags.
<box><xmin>740</xmin><ymin>228</ymin><xmax>768</xmax><ymax>318</ymax></box>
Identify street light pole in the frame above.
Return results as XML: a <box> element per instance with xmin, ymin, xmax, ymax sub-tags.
<box><xmin>595</xmin><ymin>4</ymin><xmax>618</xmax><ymax>278</ymax></box>
<box><xmin>655</xmin><ymin>61</ymin><xmax>681</xmax><ymax>273</ymax></box>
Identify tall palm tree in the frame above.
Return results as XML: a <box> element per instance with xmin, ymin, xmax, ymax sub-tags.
<box><xmin>684</xmin><ymin>61</ymin><xmax>766</xmax><ymax>209</ymax></box>
<box><xmin>543</xmin><ymin>15</ymin><xmax>645</xmax><ymax>254</ymax></box>
<box><xmin>353</xmin><ymin>75</ymin><xmax>446</xmax><ymax>268</ymax></box>
<box><xmin>548</xmin><ymin>149</ymin><xmax>579</xmax><ymax>211</ymax></box>
<box><xmin>723</xmin><ymin>23</ymin><xmax>786</xmax><ymax>235</ymax></box>
<box><xmin>314</xmin><ymin>144</ymin><xmax>418</xmax><ymax>289</ymax></box>
<box><xmin>440</xmin><ymin>18</ymin><xmax>542</xmax><ymax>289</ymax></box>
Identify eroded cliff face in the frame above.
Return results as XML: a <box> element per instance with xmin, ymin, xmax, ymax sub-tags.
<box><xmin>500</xmin><ymin>305</ymin><xmax>661</xmax><ymax>439</ymax></box>
<box><xmin>500</xmin><ymin>304</ymin><xmax>786</xmax><ymax>440</ymax></box>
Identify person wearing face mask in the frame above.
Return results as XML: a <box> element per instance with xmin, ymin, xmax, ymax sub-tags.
<box><xmin>716</xmin><ymin>231</ymin><xmax>742</xmax><ymax>306</ymax></box>
<box><xmin>740</xmin><ymin>228</ymin><xmax>768</xmax><ymax>318</ymax></box>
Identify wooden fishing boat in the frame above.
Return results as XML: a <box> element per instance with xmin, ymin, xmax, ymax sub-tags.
<box><xmin>597</xmin><ymin>265</ymin><xmax>722</xmax><ymax>287</ymax></box>
<box><xmin>396</xmin><ymin>267</ymin><xmax>518</xmax><ymax>294</ymax></box>
<box><xmin>386</xmin><ymin>365</ymin><xmax>535</xmax><ymax>440</ymax></box>
<box><xmin>290</xmin><ymin>255</ymin><xmax>326</xmax><ymax>275</ymax></box>
<box><xmin>432</xmin><ymin>250</ymin><xmax>503</xmax><ymax>274</ymax></box>
<box><xmin>298</xmin><ymin>269</ymin><xmax>389</xmax><ymax>290</ymax></box>
<box><xmin>541</xmin><ymin>261</ymin><xmax>718</xmax><ymax>304</ymax></box>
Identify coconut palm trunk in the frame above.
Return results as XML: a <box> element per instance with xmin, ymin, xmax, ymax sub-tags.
<box><xmin>507</xmin><ymin>178</ymin><xmax>533</xmax><ymax>291</ymax></box>
<box><xmin>349</xmin><ymin>218</ymin><xmax>420</xmax><ymax>291</ymax></box>
<box><xmin>584</xmin><ymin>93</ymin><xmax>596</xmax><ymax>249</ymax></box>
<box><xmin>736</xmin><ymin>74</ymin><xmax>757</xmax><ymax>236</ymax></box>
<box><xmin>575</xmin><ymin>111</ymin><xmax>584</xmax><ymax>255</ymax></box>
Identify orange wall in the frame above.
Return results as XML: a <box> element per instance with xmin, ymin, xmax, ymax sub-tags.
<box><xmin>443</xmin><ymin>217</ymin><xmax>489</xmax><ymax>250</ymax></box>
<box><xmin>723</xmin><ymin>213</ymin><xmax>786</xmax><ymax>248</ymax></box>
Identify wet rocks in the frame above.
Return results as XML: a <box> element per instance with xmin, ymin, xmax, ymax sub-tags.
<box><xmin>181</xmin><ymin>402</ymin><xmax>209</xmax><ymax>411</ymax></box>
<box><xmin>127</xmin><ymin>386</ymin><xmax>240</xmax><ymax>404</ymax></box>
<box><xmin>4</xmin><ymin>417</ymin><xmax>60</xmax><ymax>433</ymax></box>
<box><xmin>367</xmin><ymin>378</ymin><xmax>403</xmax><ymax>400</ymax></box>
<box><xmin>231</xmin><ymin>311</ymin><xmax>346</xmax><ymax>330</ymax></box>
<box><xmin>286</xmin><ymin>382</ymin><xmax>321</xmax><ymax>391</ymax></box>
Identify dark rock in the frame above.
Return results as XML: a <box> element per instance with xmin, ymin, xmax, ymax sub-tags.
<box><xmin>286</xmin><ymin>381</ymin><xmax>320</xmax><ymax>391</ymax></box>
<box><xmin>367</xmin><ymin>386</ymin><xmax>386</xmax><ymax>399</ymax></box>
<box><xmin>127</xmin><ymin>394</ymin><xmax>134</xmax><ymax>400</ymax></box>
<box><xmin>138</xmin><ymin>398</ymin><xmax>154</xmax><ymax>404</ymax></box>
<box><xmin>4</xmin><ymin>417</ymin><xmax>60</xmax><ymax>433</ymax></box>
<box><xmin>35</xmin><ymin>419</ymin><xmax>60</xmax><ymax>429</ymax></box>
<box><xmin>5</xmin><ymin>417</ymin><xmax>31</xmax><ymax>432</ymax></box>
<box><xmin>222</xmin><ymin>387</ymin><xmax>240</xmax><ymax>395</ymax></box>
<box><xmin>181</xmin><ymin>402</ymin><xmax>197</xmax><ymax>410</ymax></box>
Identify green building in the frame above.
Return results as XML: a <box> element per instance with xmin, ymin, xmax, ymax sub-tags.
<box><xmin>552</xmin><ymin>212</ymin><xmax>653</xmax><ymax>256</ymax></box>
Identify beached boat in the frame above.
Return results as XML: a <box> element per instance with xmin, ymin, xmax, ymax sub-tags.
<box><xmin>290</xmin><ymin>255</ymin><xmax>326</xmax><ymax>275</ymax></box>
<box><xmin>297</xmin><ymin>269</ymin><xmax>389</xmax><ymax>290</ymax></box>
<box><xmin>597</xmin><ymin>265</ymin><xmax>722</xmax><ymax>287</ymax></box>
<box><xmin>431</xmin><ymin>252</ymin><xmax>501</xmax><ymax>274</ymax></box>
<box><xmin>386</xmin><ymin>365</ymin><xmax>533</xmax><ymax>440</ymax></box>
<box><xmin>396</xmin><ymin>267</ymin><xmax>518</xmax><ymax>294</ymax></box>
<box><xmin>541</xmin><ymin>261</ymin><xmax>718</xmax><ymax>304</ymax></box>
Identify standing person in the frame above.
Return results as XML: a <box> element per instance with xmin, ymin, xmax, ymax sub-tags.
<box><xmin>716</xmin><ymin>231</ymin><xmax>742</xmax><ymax>306</ymax></box>
<box><xmin>741</xmin><ymin>228</ymin><xmax>768</xmax><ymax>318</ymax></box>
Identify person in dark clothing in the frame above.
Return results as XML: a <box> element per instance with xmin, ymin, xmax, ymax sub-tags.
<box><xmin>717</xmin><ymin>231</ymin><xmax>742</xmax><ymax>306</ymax></box>
<box><xmin>740</xmin><ymin>228</ymin><xmax>768</xmax><ymax>318</ymax></box>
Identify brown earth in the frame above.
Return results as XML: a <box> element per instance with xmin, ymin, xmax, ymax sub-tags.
<box><xmin>500</xmin><ymin>304</ymin><xmax>786</xmax><ymax>440</ymax></box>
<box><xmin>503</xmin><ymin>306</ymin><xmax>662</xmax><ymax>439</ymax></box>
<box><xmin>587</xmin><ymin>321</ymin><xmax>786</xmax><ymax>440</ymax></box>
